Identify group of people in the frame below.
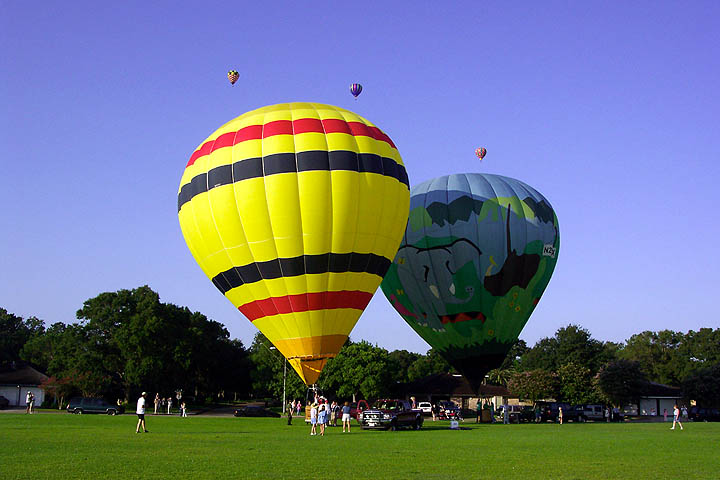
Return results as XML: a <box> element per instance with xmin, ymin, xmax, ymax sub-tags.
<box><xmin>152</xmin><ymin>392</ymin><xmax>186</xmax><ymax>416</ymax></box>
<box><xmin>307</xmin><ymin>400</ymin><xmax>353</xmax><ymax>435</ymax></box>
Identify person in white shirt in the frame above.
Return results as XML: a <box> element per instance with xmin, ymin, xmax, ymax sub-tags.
<box><xmin>136</xmin><ymin>392</ymin><xmax>148</xmax><ymax>433</ymax></box>
<box><xmin>670</xmin><ymin>404</ymin><xmax>684</xmax><ymax>430</ymax></box>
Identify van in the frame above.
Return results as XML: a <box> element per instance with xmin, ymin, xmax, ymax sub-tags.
<box><xmin>66</xmin><ymin>397</ymin><xmax>124</xmax><ymax>415</ymax></box>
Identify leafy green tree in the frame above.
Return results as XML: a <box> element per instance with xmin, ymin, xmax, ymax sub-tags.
<box><xmin>619</xmin><ymin>330</ymin><xmax>687</xmax><ymax>385</ymax></box>
<box><xmin>557</xmin><ymin>362</ymin><xmax>601</xmax><ymax>405</ymax></box>
<box><xmin>498</xmin><ymin>339</ymin><xmax>529</xmax><ymax>371</ymax></box>
<box><xmin>507</xmin><ymin>369</ymin><xmax>557</xmax><ymax>404</ymax></box>
<box><xmin>319</xmin><ymin>341</ymin><xmax>390</xmax><ymax>401</ymax></box>
<box><xmin>486</xmin><ymin>368</ymin><xmax>514</xmax><ymax>386</ymax></box>
<box><xmin>595</xmin><ymin>359</ymin><xmax>648</xmax><ymax>407</ymax></box>
<box><xmin>521</xmin><ymin>325</ymin><xmax>616</xmax><ymax>374</ymax></box>
<box><xmin>387</xmin><ymin>349</ymin><xmax>421</xmax><ymax>384</ymax></box>
<box><xmin>0</xmin><ymin>308</ymin><xmax>45</xmax><ymax>366</ymax></box>
<box><xmin>407</xmin><ymin>349</ymin><xmax>452</xmax><ymax>382</ymax></box>
<box><xmin>682</xmin><ymin>362</ymin><xmax>720</xmax><ymax>407</ymax></box>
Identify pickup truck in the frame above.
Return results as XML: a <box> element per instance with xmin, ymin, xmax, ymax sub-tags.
<box><xmin>361</xmin><ymin>399</ymin><xmax>424</xmax><ymax>431</ymax></box>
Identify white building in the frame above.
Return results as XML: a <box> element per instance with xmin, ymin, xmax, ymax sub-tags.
<box><xmin>0</xmin><ymin>363</ymin><xmax>48</xmax><ymax>407</ymax></box>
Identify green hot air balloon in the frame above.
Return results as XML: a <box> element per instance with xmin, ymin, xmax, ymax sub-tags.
<box><xmin>380</xmin><ymin>173</ymin><xmax>559</xmax><ymax>388</ymax></box>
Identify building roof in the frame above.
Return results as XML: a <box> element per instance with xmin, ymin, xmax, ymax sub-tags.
<box><xmin>393</xmin><ymin>373</ymin><xmax>510</xmax><ymax>397</ymax></box>
<box><xmin>0</xmin><ymin>363</ymin><xmax>49</xmax><ymax>386</ymax></box>
<box><xmin>641</xmin><ymin>381</ymin><xmax>682</xmax><ymax>398</ymax></box>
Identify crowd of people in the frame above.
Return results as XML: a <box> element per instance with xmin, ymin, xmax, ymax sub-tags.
<box><xmin>150</xmin><ymin>392</ymin><xmax>187</xmax><ymax>416</ymax></box>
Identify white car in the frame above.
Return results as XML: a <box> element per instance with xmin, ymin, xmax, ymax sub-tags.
<box><xmin>418</xmin><ymin>402</ymin><xmax>432</xmax><ymax>414</ymax></box>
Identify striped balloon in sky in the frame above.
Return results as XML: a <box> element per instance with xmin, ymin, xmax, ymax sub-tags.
<box><xmin>177</xmin><ymin>103</ymin><xmax>410</xmax><ymax>385</ymax></box>
<box><xmin>349</xmin><ymin>83</ymin><xmax>363</xmax><ymax>98</ymax></box>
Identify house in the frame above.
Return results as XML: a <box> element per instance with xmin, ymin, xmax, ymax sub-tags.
<box><xmin>626</xmin><ymin>382</ymin><xmax>683</xmax><ymax>417</ymax></box>
<box><xmin>0</xmin><ymin>362</ymin><xmax>49</xmax><ymax>407</ymax></box>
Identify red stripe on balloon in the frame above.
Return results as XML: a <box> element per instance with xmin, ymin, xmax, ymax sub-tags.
<box><xmin>186</xmin><ymin>118</ymin><xmax>396</xmax><ymax>167</ymax></box>
<box><xmin>237</xmin><ymin>290</ymin><xmax>373</xmax><ymax>321</ymax></box>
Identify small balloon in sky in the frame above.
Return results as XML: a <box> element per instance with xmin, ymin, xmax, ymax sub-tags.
<box><xmin>227</xmin><ymin>70</ymin><xmax>239</xmax><ymax>85</ymax></box>
<box><xmin>475</xmin><ymin>147</ymin><xmax>487</xmax><ymax>160</ymax></box>
<box><xmin>349</xmin><ymin>83</ymin><xmax>363</xmax><ymax>98</ymax></box>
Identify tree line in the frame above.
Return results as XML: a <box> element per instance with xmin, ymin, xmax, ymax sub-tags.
<box><xmin>2</xmin><ymin>286</ymin><xmax>719</xmax><ymax>408</ymax></box>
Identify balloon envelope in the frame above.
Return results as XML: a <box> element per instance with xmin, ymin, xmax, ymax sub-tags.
<box><xmin>227</xmin><ymin>70</ymin><xmax>239</xmax><ymax>85</ymax></box>
<box><xmin>475</xmin><ymin>147</ymin><xmax>487</xmax><ymax>160</ymax></box>
<box><xmin>178</xmin><ymin>102</ymin><xmax>410</xmax><ymax>384</ymax></box>
<box><xmin>350</xmin><ymin>83</ymin><xmax>363</xmax><ymax>98</ymax></box>
<box><xmin>380</xmin><ymin>173</ymin><xmax>559</xmax><ymax>388</ymax></box>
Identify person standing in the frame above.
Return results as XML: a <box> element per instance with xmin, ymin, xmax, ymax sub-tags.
<box><xmin>318</xmin><ymin>404</ymin><xmax>327</xmax><ymax>436</ymax></box>
<box><xmin>503</xmin><ymin>403</ymin><xmax>509</xmax><ymax>425</ymax></box>
<box><xmin>681</xmin><ymin>405</ymin><xmax>688</xmax><ymax>419</ymax></box>
<box><xmin>287</xmin><ymin>402</ymin><xmax>293</xmax><ymax>425</ymax></box>
<box><xmin>310</xmin><ymin>403</ymin><xmax>318</xmax><ymax>435</ymax></box>
<box><xmin>296</xmin><ymin>401</ymin><xmax>302</xmax><ymax>416</ymax></box>
<box><xmin>154</xmin><ymin>393</ymin><xmax>160</xmax><ymax>415</ymax></box>
<box><xmin>558</xmin><ymin>407</ymin><xmax>563</xmax><ymax>425</ymax></box>
<box><xmin>663</xmin><ymin>408</ymin><xmax>668</xmax><ymax>422</ymax></box>
<box><xmin>181</xmin><ymin>401</ymin><xmax>187</xmax><ymax>418</ymax></box>
<box><xmin>25</xmin><ymin>391</ymin><xmax>33</xmax><ymax>414</ymax></box>
<box><xmin>671</xmin><ymin>404</ymin><xmax>684</xmax><ymax>430</ymax></box>
<box><xmin>605</xmin><ymin>407</ymin><xmax>610</xmax><ymax>423</ymax></box>
<box><xmin>476</xmin><ymin>401</ymin><xmax>482</xmax><ymax>423</ymax></box>
<box><xmin>167</xmin><ymin>397</ymin><xmax>173</xmax><ymax>415</ymax></box>
<box><xmin>341</xmin><ymin>402</ymin><xmax>352</xmax><ymax>432</ymax></box>
<box><xmin>136</xmin><ymin>392</ymin><xmax>148</xmax><ymax>433</ymax></box>
<box><xmin>535</xmin><ymin>404</ymin><xmax>541</xmax><ymax>423</ymax></box>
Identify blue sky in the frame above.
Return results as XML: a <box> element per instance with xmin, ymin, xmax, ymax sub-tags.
<box><xmin>2</xmin><ymin>0</ymin><xmax>719</xmax><ymax>353</ymax></box>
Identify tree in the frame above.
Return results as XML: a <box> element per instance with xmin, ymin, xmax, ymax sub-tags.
<box><xmin>0</xmin><ymin>308</ymin><xmax>45</xmax><ymax>366</ymax></box>
<box><xmin>682</xmin><ymin>362</ymin><xmax>720</xmax><ymax>407</ymax></box>
<box><xmin>521</xmin><ymin>325</ymin><xmax>613</xmax><ymax>374</ymax></box>
<box><xmin>619</xmin><ymin>330</ymin><xmax>687</xmax><ymax>385</ymax></box>
<box><xmin>498</xmin><ymin>340</ymin><xmax>528</xmax><ymax>371</ymax></box>
<box><xmin>319</xmin><ymin>341</ymin><xmax>391</xmax><ymax>401</ymax></box>
<box><xmin>507</xmin><ymin>370</ymin><xmax>557</xmax><ymax>404</ymax></box>
<box><xmin>387</xmin><ymin>350</ymin><xmax>421</xmax><ymax>384</ymax></box>
<box><xmin>486</xmin><ymin>368</ymin><xmax>514</xmax><ymax>386</ymax></box>
<box><xmin>406</xmin><ymin>349</ymin><xmax>452</xmax><ymax>382</ymax></box>
<box><xmin>595</xmin><ymin>359</ymin><xmax>648</xmax><ymax>407</ymax></box>
<box><xmin>557</xmin><ymin>362</ymin><xmax>601</xmax><ymax>405</ymax></box>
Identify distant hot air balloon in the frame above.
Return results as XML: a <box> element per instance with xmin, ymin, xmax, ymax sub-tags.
<box><xmin>178</xmin><ymin>102</ymin><xmax>410</xmax><ymax>385</ymax></box>
<box><xmin>380</xmin><ymin>173</ymin><xmax>559</xmax><ymax>389</ymax></box>
<box><xmin>350</xmin><ymin>83</ymin><xmax>363</xmax><ymax>98</ymax></box>
<box><xmin>227</xmin><ymin>70</ymin><xmax>239</xmax><ymax>85</ymax></box>
<box><xmin>475</xmin><ymin>147</ymin><xmax>487</xmax><ymax>160</ymax></box>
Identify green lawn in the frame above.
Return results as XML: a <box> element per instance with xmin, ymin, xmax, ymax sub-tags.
<box><xmin>1</xmin><ymin>413</ymin><xmax>718</xmax><ymax>479</ymax></box>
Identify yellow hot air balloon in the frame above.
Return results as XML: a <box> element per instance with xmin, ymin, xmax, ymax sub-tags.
<box><xmin>178</xmin><ymin>103</ymin><xmax>410</xmax><ymax>385</ymax></box>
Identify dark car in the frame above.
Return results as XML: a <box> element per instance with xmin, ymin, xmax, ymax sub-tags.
<box><xmin>66</xmin><ymin>397</ymin><xmax>124</xmax><ymax>415</ymax></box>
<box><xmin>688</xmin><ymin>406</ymin><xmax>720</xmax><ymax>422</ymax></box>
<box><xmin>537</xmin><ymin>402</ymin><xmax>583</xmax><ymax>423</ymax></box>
<box><xmin>0</xmin><ymin>395</ymin><xmax>9</xmax><ymax>409</ymax></box>
<box><xmin>438</xmin><ymin>401</ymin><xmax>462</xmax><ymax>420</ymax></box>
<box><xmin>361</xmin><ymin>399</ymin><xmax>423</xmax><ymax>430</ymax></box>
<box><xmin>234</xmin><ymin>405</ymin><xmax>280</xmax><ymax>417</ymax></box>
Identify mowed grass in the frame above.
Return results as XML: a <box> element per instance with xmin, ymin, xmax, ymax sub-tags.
<box><xmin>1</xmin><ymin>413</ymin><xmax>718</xmax><ymax>480</ymax></box>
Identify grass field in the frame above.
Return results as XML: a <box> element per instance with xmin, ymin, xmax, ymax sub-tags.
<box><xmin>2</xmin><ymin>412</ymin><xmax>718</xmax><ymax>480</ymax></box>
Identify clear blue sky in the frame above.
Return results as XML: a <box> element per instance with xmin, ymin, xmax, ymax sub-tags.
<box><xmin>2</xmin><ymin>1</ymin><xmax>719</xmax><ymax>353</ymax></box>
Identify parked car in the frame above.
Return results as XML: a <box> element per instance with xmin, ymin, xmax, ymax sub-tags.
<box><xmin>581</xmin><ymin>404</ymin><xmax>606</xmax><ymax>421</ymax></box>
<box><xmin>688</xmin><ymin>406</ymin><xmax>720</xmax><ymax>422</ymax></box>
<box><xmin>438</xmin><ymin>401</ymin><xmax>462</xmax><ymax>420</ymax></box>
<box><xmin>361</xmin><ymin>399</ymin><xmax>423</xmax><ymax>430</ymax></box>
<box><xmin>234</xmin><ymin>405</ymin><xmax>280</xmax><ymax>417</ymax></box>
<box><xmin>418</xmin><ymin>401</ymin><xmax>432</xmax><ymax>415</ymax></box>
<box><xmin>0</xmin><ymin>395</ymin><xmax>9</xmax><ymax>409</ymax></box>
<box><xmin>66</xmin><ymin>397</ymin><xmax>124</xmax><ymax>415</ymax></box>
<box><xmin>494</xmin><ymin>405</ymin><xmax>532</xmax><ymax>423</ymax></box>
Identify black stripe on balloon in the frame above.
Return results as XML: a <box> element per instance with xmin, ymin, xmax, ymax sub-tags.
<box><xmin>210</xmin><ymin>253</ymin><xmax>392</xmax><ymax>294</ymax></box>
<box><xmin>177</xmin><ymin>150</ymin><xmax>409</xmax><ymax>211</ymax></box>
